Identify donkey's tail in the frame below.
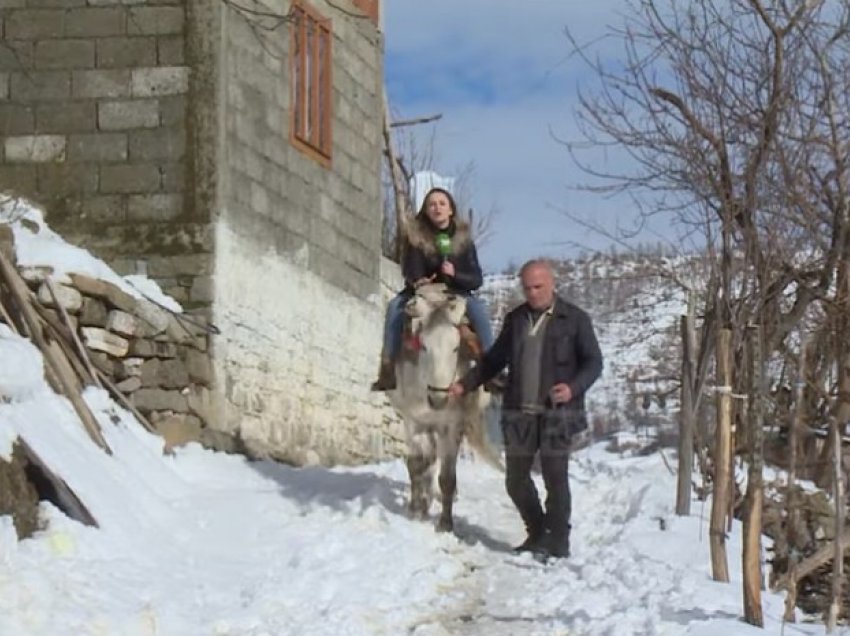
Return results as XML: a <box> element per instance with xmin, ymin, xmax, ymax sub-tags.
<box><xmin>463</xmin><ymin>391</ymin><xmax>504</xmax><ymax>472</ymax></box>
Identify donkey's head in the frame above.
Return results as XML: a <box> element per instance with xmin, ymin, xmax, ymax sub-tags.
<box><xmin>405</xmin><ymin>284</ymin><xmax>467</xmax><ymax>410</ymax></box>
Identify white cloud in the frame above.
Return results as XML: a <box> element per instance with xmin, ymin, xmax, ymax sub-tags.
<box><xmin>384</xmin><ymin>0</ymin><xmax>670</xmax><ymax>271</ymax></box>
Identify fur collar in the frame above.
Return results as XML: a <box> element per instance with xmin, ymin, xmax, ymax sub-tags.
<box><xmin>405</xmin><ymin>216</ymin><xmax>472</xmax><ymax>257</ymax></box>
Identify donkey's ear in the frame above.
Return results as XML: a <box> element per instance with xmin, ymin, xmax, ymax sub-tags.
<box><xmin>405</xmin><ymin>295</ymin><xmax>428</xmax><ymax>318</ymax></box>
<box><xmin>445</xmin><ymin>296</ymin><xmax>467</xmax><ymax>324</ymax></box>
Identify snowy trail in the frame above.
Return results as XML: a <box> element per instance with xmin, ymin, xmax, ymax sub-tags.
<box><xmin>408</xmin><ymin>448</ymin><xmax>733</xmax><ymax>636</ymax></box>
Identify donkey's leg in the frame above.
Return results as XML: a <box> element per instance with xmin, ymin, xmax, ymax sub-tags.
<box><xmin>406</xmin><ymin>432</ymin><xmax>435</xmax><ymax>519</ymax></box>
<box><xmin>435</xmin><ymin>425</ymin><xmax>463</xmax><ymax>533</ymax></box>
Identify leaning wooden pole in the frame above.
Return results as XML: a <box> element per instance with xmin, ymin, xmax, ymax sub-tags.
<box><xmin>710</xmin><ymin>328</ymin><xmax>732</xmax><ymax>582</ymax></box>
<box><xmin>0</xmin><ymin>249</ymin><xmax>111</xmax><ymax>453</ymax></box>
<box><xmin>382</xmin><ymin>93</ymin><xmax>411</xmax><ymax>262</ymax></box>
<box><xmin>742</xmin><ymin>323</ymin><xmax>764</xmax><ymax>627</ymax></box>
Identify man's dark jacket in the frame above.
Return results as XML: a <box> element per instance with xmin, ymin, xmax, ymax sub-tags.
<box><xmin>461</xmin><ymin>296</ymin><xmax>603</xmax><ymax>431</ymax></box>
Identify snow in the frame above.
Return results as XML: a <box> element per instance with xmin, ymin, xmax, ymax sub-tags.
<box><xmin>1</xmin><ymin>324</ymin><xmax>845</xmax><ymax>634</ymax></box>
<box><xmin>0</xmin><ymin>195</ymin><xmax>181</xmax><ymax>312</ymax></box>
<box><xmin>1</xmin><ymin>199</ymin><xmax>847</xmax><ymax>635</ymax></box>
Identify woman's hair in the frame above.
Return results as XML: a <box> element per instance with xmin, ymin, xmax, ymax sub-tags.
<box><xmin>416</xmin><ymin>187</ymin><xmax>458</xmax><ymax>220</ymax></box>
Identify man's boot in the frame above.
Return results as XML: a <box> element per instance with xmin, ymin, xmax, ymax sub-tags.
<box><xmin>539</xmin><ymin>523</ymin><xmax>571</xmax><ymax>559</ymax></box>
<box><xmin>512</xmin><ymin>526</ymin><xmax>545</xmax><ymax>554</ymax></box>
<box><xmin>512</xmin><ymin>509</ymin><xmax>546</xmax><ymax>554</ymax></box>
<box><xmin>369</xmin><ymin>357</ymin><xmax>396</xmax><ymax>391</ymax></box>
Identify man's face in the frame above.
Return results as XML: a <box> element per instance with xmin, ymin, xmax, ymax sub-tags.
<box><xmin>521</xmin><ymin>265</ymin><xmax>555</xmax><ymax>310</ymax></box>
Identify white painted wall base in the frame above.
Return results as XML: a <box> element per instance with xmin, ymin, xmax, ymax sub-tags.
<box><xmin>209</xmin><ymin>221</ymin><xmax>404</xmax><ymax>465</ymax></box>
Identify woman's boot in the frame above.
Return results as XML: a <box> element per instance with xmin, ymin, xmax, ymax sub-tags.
<box><xmin>369</xmin><ymin>356</ymin><xmax>396</xmax><ymax>391</ymax></box>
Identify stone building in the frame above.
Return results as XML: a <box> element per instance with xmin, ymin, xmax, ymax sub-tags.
<box><xmin>0</xmin><ymin>0</ymin><xmax>403</xmax><ymax>465</ymax></box>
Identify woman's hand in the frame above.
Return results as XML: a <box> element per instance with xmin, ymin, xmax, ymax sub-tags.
<box><xmin>440</xmin><ymin>261</ymin><xmax>455</xmax><ymax>278</ymax></box>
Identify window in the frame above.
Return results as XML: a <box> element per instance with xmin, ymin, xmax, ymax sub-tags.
<box><xmin>351</xmin><ymin>0</ymin><xmax>379</xmax><ymax>23</ymax></box>
<box><xmin>291</xmin><ymin>1</ymin><xmax>332</xmax><ymax>165</ymax></box>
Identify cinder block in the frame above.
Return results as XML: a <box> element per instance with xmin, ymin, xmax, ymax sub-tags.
<box><xmin>34</xmin><ymin>39</ymin><xmax>95</xmax><ymax>70</ymax></box>
<box><xmin>96</xmin><ymin>36</ymin><xmax>156</xmax><ymax>68</ymax></box>
<box><xmin>0</xmin><ymin>104</ymin><xmax>34</xmax><ymax>135</ymax></box>
<box><xmin>11</xmin><ymin>71</ymin><xmax>71</xmax><ymax>101</ymax></box>
<box><xmin>35</xmin><ymin>101</ymin><xmax>96</xmax><ymax>133</ymax></box>
<box><xmin>0</xmin><ymin>40</ymin><xmax>33</xmax><ymax>71</ymax></box>
<box><xmin>64</xmin><ymin>7</ymin><xmax>125</xmax><ymax>38</ymax></box>
<box><xmin>98</xmin><ymin>99</ymin><xmax>159</xmax><ymax>130</ymax></box>
<box><xmin>5</xmin><ymin>9</ymin><xmax>64</xmax><ymax>39</ymax></box>
<box><xmin>37</xmin><ymin>163</ymin><xmax>98</xmax><ymax>193</ymax></box>
<box><xmin>158</xmin><ymin>94</ymin><xmax>185</xmax><ymax>125</ymax></box>
<box><xmin>127</xmin><ymin>6</ymin><xmax>184</xmax><ymax>35</ymax></box>
<box><xmin>99</xmin><ymin>163</ymin><xmax>160</xmax><ymax>193</ymax></box>
<box><xmin>67</xmin><ymin>132</ymin><xmax>127</xmax><ymax>162</ymax></box>
<box><xmin>71</xmin><ymin>69</ymin><xmax>130</xmax><ymax>99</ymax></box>
<box><xmin>127</xmin><ymin>192</ymin><xmax>182</xmax><ymax>220</ymax></box>
<box><xmin>4</xmin><ymin>134</ymin><xmax>65</xmax><ymax>162</ymax></box>
<box><xmin>157</xmin><ymin>36</ymin><xmax>184</xmax><ymax>65</ymax></box>
<box><xmin>0</xmin><ymin>165</ymin><xmax>37</xmax><ymax>191</ymax></box>
<box><xmin>26</xmin><ymin>0</ymin><xmax>86</xmax><ymax>6</ymax></box>
<box><xmin>160</xmin><ymin>161</ymin><xmax>184</xmax><ymax>191</ymax></box>
<box><xmin>130</xmin><ymin>66</ymin><xmax>188</xmax><ymax>97</ymax></box>
<box><xmin>128</xmin><ymin>126</ymin><xmax>184</xmax><ymax>160</ymax></box>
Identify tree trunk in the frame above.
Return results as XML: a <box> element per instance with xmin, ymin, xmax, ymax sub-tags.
<box><xmin>710</xmin><ymin>328</ymin><xmax>732</xmax><ymax>582</ymax></box>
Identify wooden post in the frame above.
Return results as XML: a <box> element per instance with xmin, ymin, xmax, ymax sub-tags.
<box><xmin>382</xmin><ymin>93</ymin><xmax>411</xmax><ymax>262</ymax></box>
<box><xmin>710</xmin><ymin>327</ymin><xmax>732</xmax><ymax>582</ymax></box>
<box><xmin>742</xmin><ymin>323</ymin><xmax>764</xmax><ymax>626</ymax></box>
<box><xmin>825</xmin><ymin>418</ymin><xmax>845</xmax><ymax>632</ymax></box>
<box><xmin>676</xmin><ymin>309</ymin><xmax>695</xmax><ymax>515</ymax></box>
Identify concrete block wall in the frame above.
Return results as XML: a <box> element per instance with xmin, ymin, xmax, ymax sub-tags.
<box><xmin>208</xmin><ymin>0</ymin><xmax>397</xmax><ymax>465</ymax></box>
<box><xmin>0</xmin><ymin>0</ymin><xmax>213</xmax><ymax>309</ymax></box>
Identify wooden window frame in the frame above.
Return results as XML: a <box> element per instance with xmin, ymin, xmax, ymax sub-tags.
<box><xmin>351</xmin><ymin>0</ymin><xmax>379</xmax><ymax>24</ymax></box>
<box><xmin>290</xmin><ymin>0</ymin><xmax>333</xmax><ymax>167</ymax></box>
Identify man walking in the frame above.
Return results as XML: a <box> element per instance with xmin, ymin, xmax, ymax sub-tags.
<box><xmin>449</xmin><ymin>259</ymin><xmax>603</xmax><ymax>558</ymax></box>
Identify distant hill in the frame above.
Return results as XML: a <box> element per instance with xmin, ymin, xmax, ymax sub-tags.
<box><xmin>479</xmin><ymin>249</ymin><xmax>707</xmax><ymax>438</ymax></box>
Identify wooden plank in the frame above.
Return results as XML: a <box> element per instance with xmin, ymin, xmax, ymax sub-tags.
<box><xmin>0</xmin><ymin>249</ymin><xmax>111</xmax><ymax>454</ymax></box>
<box><xmin>18</xmin><ymin>438</ymin><xmax>97</xmax><ymax>528</ymax></box>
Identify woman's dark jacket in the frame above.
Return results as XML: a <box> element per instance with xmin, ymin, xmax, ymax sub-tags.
<box><xmin>461</xmin><ymin>296</ymin><xmax>603</xmax><ymax>430</ymax></box>
<box><xmin>401</xmin><ymin>216</ymin><xmax>483</xmax><ymax>294</ymax></box>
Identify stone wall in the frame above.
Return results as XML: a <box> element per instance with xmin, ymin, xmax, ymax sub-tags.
<box><xmin>18</xmin><ymin>264</ymin><xmax>213</xmax><ymax>448</ymax></box>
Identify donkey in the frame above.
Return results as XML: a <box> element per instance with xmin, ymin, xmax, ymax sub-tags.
<box><xmin>388</xmin><ymin>283</ymin><xmax>502</xmax><ymax>532</ymax></box>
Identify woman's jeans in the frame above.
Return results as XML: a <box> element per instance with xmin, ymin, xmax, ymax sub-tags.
<box><xmin>382</xmin><ymin>291</ymin><xmax>495</xmax><ymax>360</ymax></box>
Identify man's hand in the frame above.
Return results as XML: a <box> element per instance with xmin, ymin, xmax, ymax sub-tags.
<box><xmin>549</xmin><ymin>383</ymin><xmax>573</xmax><ymax>405</ymax></box>
<box><xmin>440</xmin><ymin>261</ymin><xmax>455</xmax><ymax>278</ymax></box>
<box><xmin>448</xmin><ymin>382</ymin><xmax>465</xmax><ymax>398</ymax></box>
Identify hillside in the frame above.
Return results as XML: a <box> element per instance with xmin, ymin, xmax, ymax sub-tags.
<box><xmin>480</xmin><ymin>249</ymin><xmax>704</xmax><ymax>438</ymax></box>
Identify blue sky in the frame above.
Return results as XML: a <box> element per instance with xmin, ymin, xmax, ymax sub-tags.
<box><xmin>383</xmin><ymin>1</ymin><xmax>654</xmax><ymax>273</ymax></box>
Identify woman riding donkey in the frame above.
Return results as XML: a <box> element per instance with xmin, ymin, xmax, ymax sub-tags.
<box><xmin>371</xmin><ymin>187</ymin><xmax>494</xmax><ymax>391</ymax></box>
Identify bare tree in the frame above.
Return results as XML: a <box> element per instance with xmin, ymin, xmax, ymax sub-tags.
<box><xmin>565</xmin><ymin>0</ymin><xmax>850</xmax><ymax>624</ymax></box>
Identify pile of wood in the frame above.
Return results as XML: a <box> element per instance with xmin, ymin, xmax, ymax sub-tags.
<box><xmin>0</xmin><ymin>223</ymin><xmax>214</xmax><ymax>454</ymax></box>
<box><xmin>763</xmin><ymin>485</ymin><xmax>850</xmax><ymax>620</ymax></box>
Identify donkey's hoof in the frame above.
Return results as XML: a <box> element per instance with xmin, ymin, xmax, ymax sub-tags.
<box><xmin>436</xmin><ymin>517</ymin><xmax>454</xmax><ymax>533</ymax></box>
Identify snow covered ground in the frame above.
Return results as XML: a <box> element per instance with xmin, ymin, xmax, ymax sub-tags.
<box><xmin>1</xmin><ymin>334</ymin><xmax>844</xmax><ymax>635</ymax></box>
<box><xmin>2</xmin><ymin>197</ymin><xmax>847</xmax><ymax>634</ymax></box>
